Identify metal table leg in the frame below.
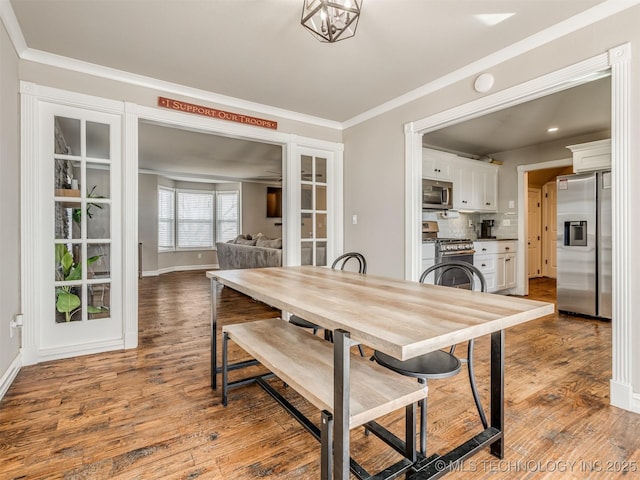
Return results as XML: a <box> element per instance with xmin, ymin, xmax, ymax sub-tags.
<box><xmin>211</xmin><ymin>278</ymin><xmax>218</xmax><ymax>390</ymax></box>
<box><xmin>333</xmin><ymin>329</ymin><xmax>350</xmax><ymax>480</ymax></box>
<box><xmin>490</xmin><ymin>329</ymin><xmax>504</xmax><ymax>458</ymax></box>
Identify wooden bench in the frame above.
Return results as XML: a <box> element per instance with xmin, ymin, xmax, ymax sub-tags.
<box><xmin>222</xmin><ymin>317</ymin><xmax>427</xmax><ymax>429</ymax></box>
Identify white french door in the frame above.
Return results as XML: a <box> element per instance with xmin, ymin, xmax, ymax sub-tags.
<box><xmin>293</xmin><ymin>146</ymin><xmax>342</xmax><ymax>267</ymax></box>
<box><xmin>36</xmin><ymin>103</ymin><xmax>122</xmax><ymax>358</ymax></box>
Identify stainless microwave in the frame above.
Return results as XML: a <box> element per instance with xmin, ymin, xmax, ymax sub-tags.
<box><xmin>422</xmin><ymin>179</ymin><xmax>453</xmax><ymax>210</ymax></box>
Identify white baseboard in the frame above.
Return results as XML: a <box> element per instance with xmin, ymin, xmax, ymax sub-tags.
<box><xmin>632</xmin><ymin>392</ymin><xmax>640</xmax><ymax>414</ymax></box>
<box><xmin>610</xmin><ymin>379</ymin><xmax>638</xmax><ymax>413</ymax></box>
<box><xmin>0</xmin><ymin>353</ymin><xmax>22</xmax><ymax>403</ymax></box>
<box><xmin>35</xmin><ymin>339</ymin><xmax>125</xmax><ymax>365</ymax></box>
<box><xmin>143</xmin><ymin>264</ymin><xmax>218</xmax><ymax>277</ymax></box>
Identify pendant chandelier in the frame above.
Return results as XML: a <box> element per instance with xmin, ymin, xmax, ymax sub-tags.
<box><xmin>301</xmin><ymin>0</ymin><xmax>362</xmax><ymax>43</ymax></box>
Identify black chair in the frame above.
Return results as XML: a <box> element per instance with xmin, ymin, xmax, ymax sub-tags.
<box><xmin>289</xmin><ymin>252</ymin><xmax>367</xmax><ymax>356</ymax></box>
<box><xmin>371</xmin><ymin>261</ymin><xmax>488</xmax><ymax>455</ymax></box>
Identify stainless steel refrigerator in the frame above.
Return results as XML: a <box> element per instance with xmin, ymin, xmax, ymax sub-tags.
<box><xmin>556</xmin><ymin>170</ymin><xmax>611</xmax><ymax>319</ymax></box>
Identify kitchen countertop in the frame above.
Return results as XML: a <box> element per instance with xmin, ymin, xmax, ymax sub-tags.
<box><xmin>474</xmin><ymin>238</ymin><xmax>518</xmax><ymax>242</ymax></box>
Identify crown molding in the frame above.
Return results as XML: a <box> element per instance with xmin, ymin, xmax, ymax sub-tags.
<box><xmin>19</xmin><ymin>48</ymin><xmax>344</xmax><ymax>131</ymax></box>
<box><xmin>343</xmin><ymin>0</ymin><xmax>640</xmax><ymax>129</ymax></box>
<box><xmin>0</xmin><ymin>0</ymin><xmax>27</xmax><ymax>55</ymax></box>
<box><xmin>3</xmin><ymin>0</ymin><xmax>640</xmax><ymax>132</ymax></box>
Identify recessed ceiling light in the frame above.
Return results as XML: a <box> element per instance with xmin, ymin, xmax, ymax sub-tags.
<box><xmin>474</xmin><ymin>13</ymin><xmax>515</xmax><ymax>26</ymax></box>
<box><xmin>547</xmin><ymin>127</ymin><xmax>559</xmax><ymax>133</ymax></box>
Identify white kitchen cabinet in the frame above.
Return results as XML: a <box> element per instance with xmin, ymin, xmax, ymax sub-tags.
<box><xmin>452</xmin><ymin>158</ymin><xmax>498</xmax><ymax>212</ymax></box>
<box><xmin>452</xmin><ymin>161</ymin><xmax>476</xmax><ymax>210</ymax></box>
<box><xmin>505</xmin><ymin>252</ymin><xmax>516</xmax><ymax>288</ymax></box>
<box><xmin>422</xmin><ymin>148</ymin><xmax>454</xmax><ymax>181</ymax></box>
<box><xmin>421</xmin><ymin>242</ymin><xmax>435</xmax><ymax>274</ymax></box>
<box><xmin>567</xmin><ymin>139</ymin><xmax>610</xmax><ymax>172</ymax></box>
<box><xmin>478</xmin><ymin>163</ymin><xmax>498</xmax><ymax>211</ymax></box>
<box><xmin>474</xmin><ymin>241</ymin><xmax>517</xmax><ymax>293</ymax></box>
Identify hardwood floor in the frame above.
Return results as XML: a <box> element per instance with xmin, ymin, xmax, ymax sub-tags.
<box><xmin>1</xmin><ymin>272</ymin><xmax>638</xmax><ymax>479</ymax></box>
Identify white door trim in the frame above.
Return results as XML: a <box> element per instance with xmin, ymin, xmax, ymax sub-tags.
<box><xmin>404</xmin><ymin>43</ymin><xmax>634</xmax><ymax>412</ymax></box>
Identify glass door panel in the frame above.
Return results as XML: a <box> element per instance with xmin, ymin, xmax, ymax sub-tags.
<box><xmin>45</xmin><ymin>105</ymin><xmax>120</xmax><ymax>353</ymax></box>
<box><xmin>299</xmin><ymin>154</ymin><xmax>328</xmax><ymax>266</ymax></box>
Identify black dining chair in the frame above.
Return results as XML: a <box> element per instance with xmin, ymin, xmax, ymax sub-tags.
<box><xmin>289</xmin><ymin>252</ymin><xmax>367</xmax><ymax>356</ymax></box>
<box><xmin>371</xmin><ymin>260</ymin><xmax>489</xmax><ymax>455</ymax></box>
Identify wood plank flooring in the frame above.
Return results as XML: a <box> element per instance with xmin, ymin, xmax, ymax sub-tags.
<box><xmin>1</xmin><ymin>273</ymin><xmax>638</xmax><ymax>479</ymax></box>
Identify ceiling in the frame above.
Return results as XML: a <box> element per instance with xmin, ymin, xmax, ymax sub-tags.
<box><xmin>11</xmin><ymin>0</ymin><xmax>608</xmax><ymax>123</ymax></box>
<box><xmin>423</xmin><ymin>75</ymin><xmax>611</xmax><ymax>157</ymax></box>
<box><xmin>8</xmin><ymin>1</ymin><xmax>618</xmax><ymax>178</ymax></box>
<box><xmin>138</xmin><ymin>122</ymin><xmax>283</xmax><ymax>183</ymax></box>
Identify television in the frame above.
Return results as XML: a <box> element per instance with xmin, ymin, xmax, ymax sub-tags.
<box><xmin>266</xmin><ymin>187</ymin><xmax>282</xmax><ymax>218</ymax></box>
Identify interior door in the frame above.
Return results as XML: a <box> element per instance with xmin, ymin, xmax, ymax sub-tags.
<box><xmin>542</xmin><ymin>180</ymin><xmax>557</xmax><ymax>278</ymax></box>
<box><xmin>300</xmin><ymin>152</ymin><xmax>329</xmax><ymax>266</ymax></box>
<box><xmin>41</xmin><ymin>103</ymin><xmax>122</xmax><ymax>356</ymax></box>
<box><xmin>527</xmin><ymin>188</ymin><xmax>542</xmax><ymax>278</ymax></box>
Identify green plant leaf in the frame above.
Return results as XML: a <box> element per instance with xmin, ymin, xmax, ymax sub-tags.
<box><xmin>60</xmin><ymin>251</ymin><xmax>74</xmax><ymax>276</ymax></box>
<box><xmin>55</xmin><ymin>244</ymin><xmax>67</xmax><ymax>265</ymax></box>
<box><xmin>56</xmin><ymin>292</ymin><xmax>81</xmax><ymax>314</ymax></box>
<box><xmin>87</xmin><ymin>255</ymin><xmax>101</xmax><ymax>265</ymax></box>
<box><xmin>66</xmin><ymin>264</ymin><xmax>82</xmax><ymax>281</ymax></box>
<box><xmin>87</xmin><ymin>305</ymin><xmax>109</xmax><ymax>314</ymax></box>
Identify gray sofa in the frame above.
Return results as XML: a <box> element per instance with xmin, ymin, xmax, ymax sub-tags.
<box><xmin>216</xmin><ymin>234</ymin><xmax>326</xmax><ymax>269</ymax></box>
<box><xmin>216</xmin><ymin>241</ymin><xmax>282</xmax><ymax>269</ymax></box>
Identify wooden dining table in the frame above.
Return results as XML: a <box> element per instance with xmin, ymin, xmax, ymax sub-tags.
<box><xmin>207</xmin><ymin>266</ymin><xmax>554</xmax><ymax>479</ymax></box>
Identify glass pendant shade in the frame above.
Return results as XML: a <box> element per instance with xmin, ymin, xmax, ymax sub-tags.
<box><xmin>301</xmin><ymin>0</ymin><xmax>362</xmax><ymax>43</ymax></box>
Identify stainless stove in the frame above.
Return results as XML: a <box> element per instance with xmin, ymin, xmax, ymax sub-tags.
<box><xmin>435</xmin><ymin>238</ymin><xmax>475</xmax><ymax>289</ymax></box>
<box><xmin>435</xmin><ymin>238</ymin><xmax>475</xmax><ymax>256</ymax></box>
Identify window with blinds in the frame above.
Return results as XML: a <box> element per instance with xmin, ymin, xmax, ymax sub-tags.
<box><xmin>216</xmin><ymin>191</ymin><xmax>239</xmax><ymax>243</ymax></box>
<box><xmin>158</xmin><ymin>187</ymin><xmax>175</xmax><ymax>251</ymax></box>
<box><xmin>177</xmin><ymin>190</ymin><xmax>214</xmax><ymax>249</ymax></box>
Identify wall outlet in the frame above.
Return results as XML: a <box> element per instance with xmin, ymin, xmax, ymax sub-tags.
<box><xmin>9</xmin><ymin>313</ymin><xmax>23</xmax><ymax>339</ymax></box>
<box><xmin>503</xmin><ymin>219</ymin><xmax>511</xmax><ymax>227</ymax></box>
<box><xmin>197</xmin><ymin>253</ymin><xmax>202</xmax><ymax>259</ymax></box>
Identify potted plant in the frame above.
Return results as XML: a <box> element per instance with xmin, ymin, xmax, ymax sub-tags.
<box><xmin>55</xmin><ymin>244</ymin><xmax>108</xmax><ymax>322</ymax></box>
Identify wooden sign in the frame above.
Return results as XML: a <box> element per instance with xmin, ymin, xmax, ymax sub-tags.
<box><xmin>158</xmin><ymin>97</ymin><xmax>278</xmax><ymax>130</ymax></box>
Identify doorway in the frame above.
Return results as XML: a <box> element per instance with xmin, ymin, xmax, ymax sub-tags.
<box><xmin>136</xmin><ymin>121</ymin><xmax>285</xmax><ymax>277</ymax></box>
<box><xmin>525</xmin><ymin>165</ymin><xmax>573</xmax><ymax>281</ymax></box>
<box><xmin>404</xmin><ymin>44</ymin><xmax>634</xmax><ymax>411</ymax></box>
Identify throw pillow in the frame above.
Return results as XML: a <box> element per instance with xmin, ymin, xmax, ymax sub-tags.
<box><xmin>230</xmin><ymin>234</ymin><xmax>253</xmax><ymax>244</ymax></box>
<box><xmin>256</xmin><ymin>237</ymin><xmax>282</xmax><ymax>249</ymax></box>
<box><xmin>236</xmin><ymin>237</ymin><xmax>257</xmax><ymax>246</ymax></box>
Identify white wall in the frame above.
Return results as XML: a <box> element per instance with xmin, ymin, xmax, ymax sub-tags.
<box><xmin>0</xmin><ymin>19</ymin><xmax>21</xmax><ymax>394</ymax></box>
<box><xmin>242</xmin><ymin>182</ymin><xmax>283</xmax><ymax>239</ymax></box>
<box><xmin>138</xmin><ymin>173</ymin><xmax>159</xmax><ymax>273</ymax></box>
<box><xmin>343</xmin><ymin>8</ymin><xmax>640</xmax><ymax>396</ymax></box>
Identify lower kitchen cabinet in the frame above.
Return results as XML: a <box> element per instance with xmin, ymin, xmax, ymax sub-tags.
<box><xmin>474</xmin><ymin>241</ymin><xmax>517</xmax><ymax>293</ymax></box>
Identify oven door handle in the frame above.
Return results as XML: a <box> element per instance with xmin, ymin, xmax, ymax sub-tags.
<box><xmin>440</xmin><ymin>250</ymin><xmax>475</xmax><ymax>256</ymax></box>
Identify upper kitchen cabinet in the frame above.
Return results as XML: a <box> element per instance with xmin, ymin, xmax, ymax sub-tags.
<box><xmin>451</xmin><ymin>157</ymin><xmax>498</xmax><ymax>212</ymax></box>
<box><xmin>567</xmin><ymin>139</ymin><xmax>610</xmax><ymax>173</ymax></box>
<box><xmin>422</xmin><ymin>148</ymin><xmax>454</xmax><ymax>181</ymax></box>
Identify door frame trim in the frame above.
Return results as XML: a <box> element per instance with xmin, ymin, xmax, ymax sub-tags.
<box><xmin>404</xmin><ymin>43</ymin><xmax>634</xmax><ymax>412</ymax></box>
<box><xmin>20</xmin><ymin>83</ymin><xmax>344</xmax><ymax>364</ymax></box>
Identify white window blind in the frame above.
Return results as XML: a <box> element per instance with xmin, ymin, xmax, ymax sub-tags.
<box><xmin>216</xmin><ymin>191</ymin><xmax>239</xmax><ymax>243</ymax></box>
<box><xmin>158</xmin><ymin>187</ymin><xmax>175</xmax><ymax>251</ymax></box>
<box><xmin>177</xmin><ymin>191</ymin><xmax>214</xmax><ymax>249</ymax></box>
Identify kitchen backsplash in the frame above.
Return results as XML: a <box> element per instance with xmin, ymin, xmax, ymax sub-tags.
<box><xmin>422</xmin><ymin>211</ymin><xmax>519</xmax><ymax>239</ymax></box>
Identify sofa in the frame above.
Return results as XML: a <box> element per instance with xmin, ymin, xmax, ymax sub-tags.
<box><xmin>216</xmin><ymin>234</ymin><xmax>326</xmax><ymax>269</ymax></box>
<box><xmin>216</xmin><ymin>234</ymin><xmax>282</xmax><ymax>270</ymax></box>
